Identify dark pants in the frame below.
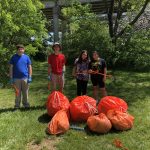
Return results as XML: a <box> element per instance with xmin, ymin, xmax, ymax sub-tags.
<box><xmin>76</xmin><ymin>79</ymin><xmax>88</xmax><ymax>96</ymax></box>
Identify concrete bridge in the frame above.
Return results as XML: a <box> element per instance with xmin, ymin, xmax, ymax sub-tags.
<box><xmin>41</xmin><ymin>0</ymin><xmax>112</xmax><ymax>42</ymax></box>
<box><xmin>41</xmin><ymin>0</ymin><xmax>111</xmax><ymax>19</ymax></box>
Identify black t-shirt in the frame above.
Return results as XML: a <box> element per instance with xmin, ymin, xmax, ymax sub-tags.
<box><xmin>88</xmin><ymin>58</ymin><xmax>106</xmax><ymax>77</ymax></box>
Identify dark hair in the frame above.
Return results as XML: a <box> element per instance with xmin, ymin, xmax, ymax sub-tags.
<box><xmin>16</xmin><ymin>44</ymin><xmax>24</xmax><ymax>49</ymax></box>
<box><xmin>77</xmin><ymin>50</ymin><xmax>89</xmax><ymax>64</ymax></box>
<box><xmin>52</xmin><ymin>43</ymin><xmax>62</xmax><ymax>51</ymax></box>
<box><xmin>91</xmin><ymin>51</ymin><xmax>100</xmax><ymax>61</ymax></box>
<box><xmin>92</xmin><ymin>51</ymin><xmax>99</xmax><ymax>56</ymax></box>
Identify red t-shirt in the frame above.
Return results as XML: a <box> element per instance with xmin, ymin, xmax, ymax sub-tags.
<box><xmin>48</xmin><ymin>53</ymin><xmax>65</xmax><ymax>75</ymax></box>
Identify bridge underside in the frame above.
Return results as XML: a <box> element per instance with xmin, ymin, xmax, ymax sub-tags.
<box><xmin>41</xmin><ymin>0</ymin><xmax>112</xmax><ymax>20</ymax></box>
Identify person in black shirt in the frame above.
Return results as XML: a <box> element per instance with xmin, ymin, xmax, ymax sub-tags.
<box><xmin>88</xmin><ymin>51</ymin><xmax>107</xmax><ymax>103</ymax></box>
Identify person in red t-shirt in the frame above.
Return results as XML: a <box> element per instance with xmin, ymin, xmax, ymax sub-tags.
<box><xmin>48</xmin><ymin>42</ymin><xmax>65</xmax><ymax>92</ymax></box>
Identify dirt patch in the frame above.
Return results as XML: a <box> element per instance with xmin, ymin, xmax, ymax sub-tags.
<box><xmin>27</xmin><ymin>137</ymin><xmax>61</xmax><ymax>150</ymax></box>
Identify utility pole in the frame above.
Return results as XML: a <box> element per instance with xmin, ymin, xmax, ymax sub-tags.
<box><xmin>53</xmin><ymin>0</ymin><xmax>59</xmax><ymax>42</ymax></box>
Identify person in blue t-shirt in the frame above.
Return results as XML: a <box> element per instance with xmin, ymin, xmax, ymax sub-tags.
<box><xmin>9</xmin><ymin>44</ymin><xmax>32</xmax><ymax>109</ymax></box>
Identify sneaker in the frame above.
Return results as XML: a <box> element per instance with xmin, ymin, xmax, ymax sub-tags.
<box><xmin>23</xmin><ymin>103</ymin><xmax>30</xmax><ymax>108</ymax></box>
<box><xmin>14</xmin><ymin>105</ymin><xmax>20</xmax><ymax>109</ymax></box>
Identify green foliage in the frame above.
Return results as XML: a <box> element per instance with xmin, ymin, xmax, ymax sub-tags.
<box><xmin>114</xmin><ymin>28</ymin><xmax>150</xmax><ymax>70</ymax></box>
<box><xmin>25</xmin><ymin>44</ymin><xmax>39</xmax><ymax>56</ymax></box>
<box><xmin>0</xmin><ymin>0</ymin><xmax>48</xmax><ymax>86</ymax></box>
<box><xmin>0</xmin><ymin>0</ymin><xmax>48</xmax><ymax>48</ymax></box>
<box><xmin>0</xmin><ymin>44</ymin><xmax>10</xmax><ymax>87</ymax></box>
<box><xmin>61</xmin><ymin>2</ymin><xmax>150</xmax><ymax>70</ymax></box>
<box><xmin>61</xmin><ymin>3</ymin><xmax>113</xmax><ymax>64</ymax></box>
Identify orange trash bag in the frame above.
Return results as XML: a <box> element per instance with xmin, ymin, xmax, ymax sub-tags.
<box><xmin>87</xmin><ymin>113</ymin><xmax>112</xmax><ymax>134</ymax></box>
<box><xmin>107</xmin><ymin>110</ymin><xmax>134</xmax><ymax>131</ymax></box>
<box><xmin>47</xmin><ymin>110</ymin><xmax>70</xmax><ymax>135</ymax></box>
<box><xmin>98</xmin><ymin>96</ymin><xmax>128</xmax><ymax>114</ymax></box>
<box><xmin>70</xmin><ymin>95</ymin><xmax>97</xmax><ymax>122</ymax></box>
<box><xmin>46</xmin><ymin>91</ymin><xmax>70</xmax><ymax>117</ymax></box>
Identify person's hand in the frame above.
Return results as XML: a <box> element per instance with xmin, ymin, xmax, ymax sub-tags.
<box><xmin>48</xmin><ymin>75</ymin><xmax>51</xmax><ymax>81</ymax></box>
<box><xmin>103</xmin><ymin>76</ymin><xmax>106</xmax><ymax>82</ymax></box>
<box><xmin>62</xmin><ymin>71</ymin><xmax>65</xmax><ymax>76</ymax></box>
<box><xmin>93</xmin><ymin>70</ymin><xmax>99</xmax><ymax>74</ymax></box>
<box><xmin>9</xmin><ymin>78</ymin><xmax>14</xmax><ymax>85</ymax></box>
<box><xmin>27</xmin><ymin>76</ymin><xmax>32</xmax><ymax>83</ymax></box>
<box><xmin>72</xmin><ymin>73</ymin><xmax>76</xmax><ymax>77</ymax></box>
<box><xmin>82</xmin><ymin>70</ymin><xmax>88</xmax><ymax>75</ymax></box>
<box><xmin>88</xmin><ymin>69</ymin><xmax>93</xmax><ymax>74</ymax></box>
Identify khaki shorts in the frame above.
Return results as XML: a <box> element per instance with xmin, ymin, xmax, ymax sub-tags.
<box><xmin>51</xmin><ymin>73</ymin><xmax>64</xmax><ymax>92</ymax></box>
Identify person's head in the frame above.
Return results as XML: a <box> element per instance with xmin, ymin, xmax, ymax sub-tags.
<box><xmin>16</xmin><ymin>44</ymin><xmax>25</xmax><ymax>56</ymax></box>
<box><xmin>52</xmin><ymin>42</ymin><xmax>62</xmax><ymax>54</ymax></box>
<box><xmin>78</xmin><ymin>50</ymin><xmax>89</xmax><ymax>63</ymax></box>
<box><xmin>92</xmin><ymin>51</ymin><xmax>100</xmax><ymax>61</ymax></box>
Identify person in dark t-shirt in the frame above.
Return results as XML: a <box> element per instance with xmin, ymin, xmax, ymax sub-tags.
<box><xmin>88</xmin><ymin>51</ymin><xmax>107</xmax><ymax>103</ymax></box>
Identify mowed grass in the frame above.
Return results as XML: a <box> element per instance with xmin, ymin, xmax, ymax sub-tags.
<box><xmin>0</xmin><ymin>62</ymin><xmax>150</xmax><ymax>150</ymax></box>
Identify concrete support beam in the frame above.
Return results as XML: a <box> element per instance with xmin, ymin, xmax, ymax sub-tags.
<box><xmin>42</xmin><ymin>0</ymin><xmax>104</xmax><ymax>8</ymax></box>
<box><xmin>53</xmin><ymin>1</ymin><xmax>59</xmax><ymax>42</ymax></box>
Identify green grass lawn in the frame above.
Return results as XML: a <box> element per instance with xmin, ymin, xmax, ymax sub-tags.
<box><xmin>0</xmin><ymin>62</ymin><xmax>150</xmax><ymax>150</ymax></box>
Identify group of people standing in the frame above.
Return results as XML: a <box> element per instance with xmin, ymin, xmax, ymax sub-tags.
<box><xmin>48</xmin><ymin>43</ymin><xmax>107</xmax><ymax>103</ymax></box>
<box><xmin>9</xmin><ymin>42</ymin><xmax>107</xmax><ymax>109</ymax></box>
<box><xmin>72</xmin><ymin>50</ymin><xmax>107</xmax><ymax>102</ymax></box>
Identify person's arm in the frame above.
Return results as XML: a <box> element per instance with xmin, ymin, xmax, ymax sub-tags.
<box><xmin>103</xmin><ymin>60</ymin><xmax>107</xmax><ymax>81</ymax></box>
<box><xmin>72</xmin><ymin>66</ymin><xmax>76</xmax><ymax>77</ymax></box>
<box><xmin>48</xmin><ymin>64</ymin><xmax>52</xmax><ymax>81</ymax></box>
<box><xmin>88</xmin><ymin>62</ymin><xmax>93</xmax><ymax>74</ymax></box>
<box><xmin>27</xmin><ymin>65</ymin><xmax>32</xmax><ymax>83</ymax></box>
<box><xmin>9</xmin><ymin>64</ymin><xmax>13</xmax><ymax>79</ymax></box>
<box><xmin>28</xmin><ymin>65</ymin><xmax>32</xmax><ymax>77</ymax></box>
<box><xmin>72</xmin><ymin>58</ymin><xmax>78</xmax><ymax>77</ymax></box>
<box><xmin>62</xmin><ymin>55</ymin><xmax>66</xmax><ymax>74</ymax></box>
<box><xmin>63</xmin><ymin>65</ymin><xmax>66</xmax><ymax>73</ymax></box>
<box><xmin>103</xmin><ymin>67</ymin><xmax>107</xmax><ymax>81</ymax></box>
<box><xmin>48</xmin><ymin>64</ymin><xmax>52</xmax><ymax>76</ymax></box>
<box><xmin>27</xmin><ymin>56</ymin><xmax>32</xmax><ymax>83</ymax></box>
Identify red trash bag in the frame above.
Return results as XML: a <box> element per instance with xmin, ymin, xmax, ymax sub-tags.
<box><xmin>107</xmin><ymin>110</ymin><xmax>134</xmax><ymax>131</ymax></box>
<box><xmin>98</xmin><ymin>96</ymin><xmax>128</xmax><ymax>114</ymax></box>
<box><xmin>46</xmin><ymin>91</ymin><xmax>70</xmax><ymax>117</ymax></box>
<box><xmin>70</xmin><ymin>95</ymin><xmax>97</xmax><ymax>122</ymax></box>
<box><xmin>87</xmin><ymin>113</ymin><xmax>112</xmax><ymax>134</ymax></box>
<box><xmin>47</xmin><ymin>110</ymin><xmax>70</xmax><ymax>135</ymax></box>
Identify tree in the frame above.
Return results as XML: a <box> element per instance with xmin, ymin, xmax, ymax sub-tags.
<box><xmin>107</xmin><ymin>0</ymin><xmax>149</xmax><ymax>44</ymax></box>
<box><xmin>61</xmin><ymin>3</ymin><xmax>113</xmax><ymax>64</ymax></box>
<box><xmin>61</xmin><ymin>1</ymin><xmax>150</xmax><ymax>70</ymax></box>
<box><xmin>0</xmin><ymin>0</ymin><xmax>48</xmax><ymax>50</ymax></box>
<box><xmin>105</xmin><ymin>0</ymin><xmax>150</xmax><ymax>69</ymax></box>
<box><xmin>0</xmin><ymin>0</ymin><xmax>48</xmax><ymax>87</ymax></box>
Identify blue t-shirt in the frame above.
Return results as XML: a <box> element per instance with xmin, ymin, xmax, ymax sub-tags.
<box><xmin>9</xmin><ymin>54</ymin><xmax>31</xmax><ymax>79</ymax></box>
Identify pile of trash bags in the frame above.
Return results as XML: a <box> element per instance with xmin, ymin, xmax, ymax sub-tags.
<box><xmin>46</xmin><ymin>91</ymin><xmax>134</xmax><ymax>135</ymax></box>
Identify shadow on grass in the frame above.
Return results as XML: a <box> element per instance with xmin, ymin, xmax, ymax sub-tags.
<box><xmin>0</xmin><ymin>105</ymin><xmax>45</xmax><ymax>114</ymax></box>
<box><xmin>38</xmin><ymin>113</ymin><xmax>52</xmax><ymax>124</ymax></box>
<box><xmin>107</xmin><ymin>79</ymin><xmax>150</xmax><ymax>105</ymax></box>
<box><xmin>84</xmin><ymin>126</ymin><xmax>124</xmax><ymax>136</ymax></box>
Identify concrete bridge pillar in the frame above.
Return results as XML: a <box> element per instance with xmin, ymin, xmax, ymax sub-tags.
<box><xmin>53</xmin><ymin>1</ymin><xmax>59</xmax><ymax>42</ymax></box>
